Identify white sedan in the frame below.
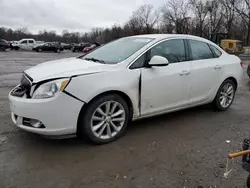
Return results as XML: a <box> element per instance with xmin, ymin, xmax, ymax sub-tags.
<box><xmin>9</xmin><ymin>34</ymin><xmax>243</xmax><ymax>144</ymax></box>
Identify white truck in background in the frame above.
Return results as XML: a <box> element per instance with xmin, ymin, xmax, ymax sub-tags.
<box><xmin>10</xmin><ymin>38</ymin><xmax>37</xmax><ymax>50</ymax></box>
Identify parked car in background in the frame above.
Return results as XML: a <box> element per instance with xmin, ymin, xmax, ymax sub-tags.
<box><xmin>61</xmin><ymin>43</ymin><xmax>72</xmax><ymax>50</ymax></box>
<box><xmin>9</xmin><ymin>41</ymin><xmax>20</xmax><ymax>50</ymax></box>
<box><xmin>33</xmin><ymin>41</ymin><xmax>45</xmax><ymax>48</ymax></box>
<box><xmin>72</xmin><ymin>43</ymin><xmax>91</xmax><ymax>52</ymax></box>
<box><xmin>0</xmin><ymin>39</ymin><xmax>9</xmax><ymax>51</ymax></box>
<box><xmin>9</xmin><ymin>34</ymin><xmax>243</xmax><ymax>144</ymax></box>
<box><xmin>33</xmin><ymin>42</ymin><xmax>63</xmax><ymax>52</ymax></box>
<box><xmin>18</xmin><ymin>38</ymin><xmax>36</xmax><ymax>50</ymax></box>
<box><xmin>83</xmin><ymin>43</ymin><xmax>100</xmax><ymax>53</ymax></box>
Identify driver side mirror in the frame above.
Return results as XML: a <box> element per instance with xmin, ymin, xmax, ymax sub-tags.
<box><xmin>148</xmin><ymin>55</ymin><xmax>169</xmax><ymax>67</ymax></box>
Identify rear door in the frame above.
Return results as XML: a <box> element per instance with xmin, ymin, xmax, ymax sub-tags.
<box><xmin>188</xmin><ymin>39</ymin><xmax>223</xmax><ymax>104</ymax></box>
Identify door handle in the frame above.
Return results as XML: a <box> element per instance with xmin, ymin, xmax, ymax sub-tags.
<box><xmin>214</xmin><ymin>65</ymin><xmax>222</xmax><ymax>70</ymax></box>
<box><xmin>180</xmin><ymin>70</ymin><xmax>190</xmax><ymax>76</ymax></box>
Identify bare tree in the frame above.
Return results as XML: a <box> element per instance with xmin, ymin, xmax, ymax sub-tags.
<box><xmin>220</xmin><ymin>0</ymin><xmax>236</xmax><ymax>34</ymax></box>
<box><xmin>132</xmin><ymin>4</ymin><xmax>160</xmax><ymax>33</ymax></box>
<box><xmin>161</xmin><ymin>0</ymin><xmax>190</xmax><ymax>34</ymax></box>
<box><xmin>207</xmin><ymin>0</ymin><xmax>224</xmax><ymax>35</ymax></box>
<box><xmin>235</xmin><ymin>0</ymin><xmax>250</xmax><ymax>45</ymax></box>
<box><xmin>190</xmin><ymin>0</ymin><xmax>209</xmax><ymax>37</ymax></box>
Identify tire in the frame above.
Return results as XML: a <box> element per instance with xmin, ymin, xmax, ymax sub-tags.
<box><xmin>38</xmin><ymin>48</ymin><xmax>42</xmax><ymax>52</ymax></box>
<box><xmin>213</xmin><ymin>79</ymin><xmax>236</xmax><ymax>111</ymax></box>
<box><xmin>78</xmin><ymin>94</ymin><xmax>130</xmax><ymax>144</ymax></box>
<box><xmin>14</xmin><ymin>47</ymin><xmax>19</xmax><ymax>50</ymax></box>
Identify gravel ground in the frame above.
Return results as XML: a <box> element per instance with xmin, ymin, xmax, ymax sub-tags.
<box><xmin>0</xmin><ymin>51</ymin><xmax>250</xmax><ymax>188</ymax></box>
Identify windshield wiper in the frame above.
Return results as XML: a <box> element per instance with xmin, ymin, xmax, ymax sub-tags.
<box><xmin>85</xmin><ymin>57</ymin><xmax>106</xmax><ymax>64</ymax></box>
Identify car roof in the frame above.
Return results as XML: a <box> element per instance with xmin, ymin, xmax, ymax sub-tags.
<box><xmin>129</xmin><ymin>34</ymin><xmax>209</xmax><ymax>41</ymax></box>
<box><xmin>128</xmin><ymin>34</ymin><xmax>217</xmax><ymax>46</ymax></box>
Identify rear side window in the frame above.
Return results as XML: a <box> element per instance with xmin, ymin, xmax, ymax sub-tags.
<box><xmin>189</xmin><ymin>40</ymin><xmax>214</xmax><ymax>60</ymax></box>
<box><xmin>209</xmin><ymin>45</ymin><xmax>222</xmax><ymax>57</ymax></box>
<box><xmin>29</xmin><ymin>40</ymin><xmax>34</xmax><ymax>44</ymax></box>
<box><xmin>20</xmin><ymin>40</ymin><xmax>27</xmax><ymax>44</ymax></box>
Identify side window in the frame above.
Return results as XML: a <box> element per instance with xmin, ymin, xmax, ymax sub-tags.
<box><xmin>189</xmin><ymin>40</ymin><xmax>214</xmax><ymax>60</ymax></box>
<box><xmin>20</xmin><ymin>40</ymin><xmax>27</xmax><ymax>44</ymax></box>
<box><xmin>209</xmin><ymin>45</ymin><xmax>222</xmax><ymax>58</ymax></box>
<box><xmin>150</xmin><ymin>39</ymin><xmax>186</xmax><ymax>63</ymax></box>
<box><xmin>130</xmin><ymin>53</ymin><xmax>146</xmax><ymax>69</ymax></box>
<box><xmin>29</xmin><ymin>40</ymin><xmax>34</xmax><ymax>44</ymax></box>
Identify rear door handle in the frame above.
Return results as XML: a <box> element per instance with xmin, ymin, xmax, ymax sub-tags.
<box><xmin>180</xmin><ymin>70</ymin><xmax>190</xmax><ymax>76</ymax></box>
<box><xmin>214</xmin><ymin>65</ymin><xmax>222</xmax><ymax>70</ymax></box>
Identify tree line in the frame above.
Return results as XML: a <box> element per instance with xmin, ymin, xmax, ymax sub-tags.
<box><xmin>1</xmin><ymin>0</ymin><xmax>250</xmax><ymax>45</ymax></box>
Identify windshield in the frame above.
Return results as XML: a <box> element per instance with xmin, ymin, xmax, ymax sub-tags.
<box><xmin>82</xmin><ymin>37</ymin><xmax>154</xmax><ymax>64</ymax></box>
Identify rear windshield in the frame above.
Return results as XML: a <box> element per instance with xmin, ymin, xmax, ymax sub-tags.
<box><xmin>81</xmin><ymin>37</ymin><xmax>154</xmax><ymax>64</ymax></box>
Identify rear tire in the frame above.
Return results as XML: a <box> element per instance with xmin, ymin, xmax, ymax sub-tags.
<box><xmin>78</xmin><ymin>94</ymin><xmax>129</xmax><ymax>144</ymax></box>
<box><xmin>38</xmin><ymin>48</ymin><xmax>42</xmax><ymax>52</ymax></box>
<box><xmin>213</xmin><ymin>79</ymin><xmax>236</xmax><ymax>111</ymax></box>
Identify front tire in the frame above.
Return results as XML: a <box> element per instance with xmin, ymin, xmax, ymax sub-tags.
<box><xmin>213</xmin><ymin>79</ymin><xmax>236</xmax><ymax>111</ymax></box>
<box><xmin>79</xmin><ymin>94</ymin><xmax>129</xmax><ymax>144</ymax></box>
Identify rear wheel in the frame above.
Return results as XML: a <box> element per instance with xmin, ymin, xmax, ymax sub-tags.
<box><xmin>38</xmin><ymin>48</ymin><xmax>42</xmax><ymax>52</ymax></box>
<box><xmin>78</xmin><ymin>94</ymin><xmax>129</xmax><ymax>144</ymax></box>
<box><xmin>213</xmin><ymin>79</ymin><xmax>236</xmax><ymax>111</ymax></box>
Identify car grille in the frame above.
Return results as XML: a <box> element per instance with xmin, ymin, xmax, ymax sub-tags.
<box><xmin>11</xmin><ymin>73</ymin><xmax>33</xmax><ymax>98</ymax></box>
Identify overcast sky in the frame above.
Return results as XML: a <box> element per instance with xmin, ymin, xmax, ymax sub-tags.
<box><xmin>0</xmin><ymin>0</ymin><xmax>163</xmax><ymax>34</ymax></box>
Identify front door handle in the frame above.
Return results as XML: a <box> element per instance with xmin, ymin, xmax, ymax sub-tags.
<box><xmin>214</xmin><ymin>65</ymin><xmax>222</xmax><ymax>70</ymax></box>
<box><xmin>180</xmin><ymin>70</ymin><xmax>190</xmax><ymax>76</ymax></box>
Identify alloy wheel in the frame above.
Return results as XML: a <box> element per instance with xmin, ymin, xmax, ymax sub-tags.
<box><xmin>91</xmin><ymin>101</ymin><xmax>126</xmax><ymax>140</ymax></box>
<box><xmin>219</xmin><ymin>83</ymin><xmax>235</xmax><ymax>108</ymax></box>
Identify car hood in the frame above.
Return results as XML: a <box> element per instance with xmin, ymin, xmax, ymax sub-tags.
<box><xmin>25</xmin><ymin>57</ymin><xmax>114</xmax><ymax>83</ymax></box>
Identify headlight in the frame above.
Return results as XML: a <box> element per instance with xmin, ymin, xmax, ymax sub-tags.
<box><xmin>32</xmin><ymin>78</ymin><xmax>70</xmax><ymax>99</ymax></box>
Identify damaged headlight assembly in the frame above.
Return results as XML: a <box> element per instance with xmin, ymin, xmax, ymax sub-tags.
<box><xmin>32</xmin><ymin>78</ymin><xmax>70</xmax><ymax>99</ymax></box>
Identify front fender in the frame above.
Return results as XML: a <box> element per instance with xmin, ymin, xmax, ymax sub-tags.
<box><xmin>65</xmin><ymin>69</ymin><xmax>141</xmax><ymax>118</ymax></box>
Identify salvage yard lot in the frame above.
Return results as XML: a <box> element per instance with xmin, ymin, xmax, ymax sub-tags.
<box><xmin>0</xmin><ymin>51</ymin><xmax>250</xmax><ymax>188</ymax></box>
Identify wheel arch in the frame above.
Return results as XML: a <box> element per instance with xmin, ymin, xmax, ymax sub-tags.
<box><xmin>224</xmin><ymin>76</ymin><xmax>238</xmax><ymax>90</ymax></box>
<box><xmin>77</xmin><ymin>90</ymin><xmax>134</xmax><ymax>135</ymax></box>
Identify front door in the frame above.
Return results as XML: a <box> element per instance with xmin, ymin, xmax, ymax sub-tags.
<box><xmin>141</xmin><ymin>39</ymin><xmax>192</xmax><ymax>116</ymax></box>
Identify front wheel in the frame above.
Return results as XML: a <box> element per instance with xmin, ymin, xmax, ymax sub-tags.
<box><xmin>79</xmin><ymin>94</ymin><xmax>129</xmax><ymax>144</ymax></box>
<box><xmin>213</xmin><ymin>79</ymin><xmax>236</xmax><ymax>111</ymax></box>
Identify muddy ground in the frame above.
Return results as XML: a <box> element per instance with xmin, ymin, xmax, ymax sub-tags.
<box><xmin>0</xmin><ymin>51</ymin><xmax>250</xmax><ymax>188</ymax></box>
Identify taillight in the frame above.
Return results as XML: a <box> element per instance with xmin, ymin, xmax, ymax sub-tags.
<box><xmin>240</xmin><ymin>62</ymin><xmax>244</xmax><ymax>68</ymax></box>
